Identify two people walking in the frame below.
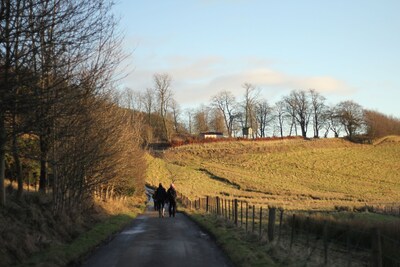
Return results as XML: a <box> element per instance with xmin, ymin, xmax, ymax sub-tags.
<box><xmin>153</xmin><ymin>183</ymin><xmax>177</xmax><ymax>218</ymax></box>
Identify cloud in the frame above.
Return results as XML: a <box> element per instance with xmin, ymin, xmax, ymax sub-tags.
<box><xmin>167</xmin><ymin>56</ymin><xmax>225</xmax><ymax>80</ymax></box>
<box><xmin>292</xmin><ymin>76</ymin><xmax>356</xmax><ymax>94</ymax></box>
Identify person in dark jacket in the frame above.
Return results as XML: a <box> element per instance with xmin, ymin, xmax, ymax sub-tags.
<box><xmin>155</xmin><ymin>183</ymin><xmax>167</xmax><ymax>218</ymax></box>
<box><xmin>167</xmin><ymin>183</ymin><xmax>177</xmax><ymax>217</ymax></box>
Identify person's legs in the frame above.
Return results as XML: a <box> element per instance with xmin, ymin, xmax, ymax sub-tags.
<box><xmin>171</xmin><ymin>201</ymin><xmax>176</xmax><ymax>217</ymax></box>
<box><xmin>168</xmin><ymin>202</ymin><xmax>172</xmax><ymax>217</ymax></box>
<box><xmin>161</xmin><ymin>201</ymin><xmax>165</xmax><ymax>217</ymax></box>
<box><xmin>158</xmin><ymin>202</ymin><xmax>162</xmax><ymax>217</ymax></box>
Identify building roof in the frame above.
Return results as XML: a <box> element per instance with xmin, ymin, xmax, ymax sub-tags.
<box><xmin>200</xmin><ymin>132</ymin><xmax>223</xmax><ymax>135</ymax></box>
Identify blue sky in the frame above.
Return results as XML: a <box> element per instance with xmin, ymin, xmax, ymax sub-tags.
<box><xmin>115</xmin><ymin>0</ymin><xmax>400</xmax><ymax>117</ymax></box>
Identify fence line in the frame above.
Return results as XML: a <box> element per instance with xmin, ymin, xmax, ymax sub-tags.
<box><xmin>178</xmin><ymin>193</ymin><xmax>400</xmax><ymax>267</ymax></box>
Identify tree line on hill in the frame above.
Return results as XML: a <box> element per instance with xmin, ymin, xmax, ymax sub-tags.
<box><xmin>0</xmin><ymin>0</ymin><xmax>146</xmax><ymax>209</ymax></box>
<box><xmin>119</xmin><ymin>73</ymin><xmax>400</xmax><ymax>143</ymax></box>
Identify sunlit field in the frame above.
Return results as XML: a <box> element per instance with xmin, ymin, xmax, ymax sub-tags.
<box><xmin>146</xmin><ymin>136</ymin><xmax>400</xmax><ymax>210</ymax></box>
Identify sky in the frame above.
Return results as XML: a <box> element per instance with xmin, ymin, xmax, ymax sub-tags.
<box><xmin>114</xmin><ymin>0</ymin><xmax>400</xmax><ymax>117</ymax></box>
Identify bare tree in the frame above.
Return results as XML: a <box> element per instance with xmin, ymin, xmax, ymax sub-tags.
<box><xmin>364</xmin><ymin>109</ymin><xmax>400</xmax><ymax>138</ymax></box>
<box><xmin>255</xmin><ymin>99</ymin><xmax>273</xmax><ymax>137</ymax></box>
<box><xmin>336</xmin><ymin>100</ymin><xmax>364</xmax><ymax>139</ymax></box>
<box><xmin>154</xmin><ymin>73</ymin><xmax>173</xmax><ymax>141</ymax></box>
<box><xmin>284</xmin><ymin>90</ymin><xmax>311</xmax><ymax>138</ymax></box>
<box><xmin>209</xmin><ymin>109</ymin><xmax>226</xmax><ymax>133</ymax></box>
<box><xmin>170</xmin><ymin>99</ymin><xmax>181</xmax><ymax>134</ymax></box>
<box><xmin>0</xmin><ymin>0</ymin><xmax>37</xmax><ymax>203</ymax></box>
<box><xmin>0</xmin><ymin>0</ymin><xmax>13</xmax><ymax>205</ymax></box>
<box><xmin>274</xmin><ymin>100</ymin><xmax>287</xmax><ymax>138</ymax></box>
<box><xmin>121</xmin><ymin>87</ymin><xmax>143</xmax><ymax>111</ymax></box>
<box><xmin>322</xmin><ymin>105</ymin><xmax>342</xmax><ymax>138</ymax></box>
<box><xmin>184</xmin><ymin>108</ymin><xmax>194</xmax><ymax>135</ymax></box>
<box><xmin>242</xmin><ymin>83</ymin><xmax>259</xmax><ymax>138</ymax></box>
<box><xmin>210</xmin><ymin>90</ymin><xmax>237</xmax><ymax>137</ymax></box>
<box><xmin>309</xmin><ymin>89</ymin><xmax>327</xmax><ymax>138</ymax></box>
<box><xmin>0</xmin><ymin>113</ymin><xmax>4</xmax><ymax>205</ymax></box>
<box><xmin>193</xmin><ymin>105</ymin><xmax>210</xmax><ymax>134</ymax></box>
<box><xmin>0</xmin><ymin>0</ymin><xmax>129</xmax><ymax>207</ymax></box>
<box><xmin>52</xmin><ymin>92</ymin><xmax>145</xmax><ymax>211</ymax></box>
<box><xmin>141</xmin><ymin>87</ymin><xmax>156</xmax><ymax>125</ymax></box>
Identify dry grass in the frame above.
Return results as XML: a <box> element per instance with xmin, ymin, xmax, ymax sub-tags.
<box><xmin>146</xmin><ymin>137</ymin><xmax>400</xmax><ymax>210</ymax></box>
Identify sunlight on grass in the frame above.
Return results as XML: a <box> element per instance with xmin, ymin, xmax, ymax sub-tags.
<box><xmin>146</xmin><ymin>138</ymin><xmax>400</xmax><ymax>210</ymax></box>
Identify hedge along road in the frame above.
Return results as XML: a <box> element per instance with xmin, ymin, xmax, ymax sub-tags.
<box><xmin>80</xmin><ymin>200</ymin><xmax>232</xmax><ymax>267</ymax></box>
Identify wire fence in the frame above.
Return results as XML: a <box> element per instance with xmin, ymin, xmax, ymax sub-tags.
<box><xmin>178</xmin><ymin>194</ymin><xmax>400</xmax><ymax>267</ymax></box>
<box><xmin>370</xmin><ymin>204</ymin><xmax>400</xmax><ymax>218</ymax></box>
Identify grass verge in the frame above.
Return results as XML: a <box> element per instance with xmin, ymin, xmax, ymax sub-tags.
<box><xmin>182</xmin><ymin>208</ymin><xmax>279</xmax><ymax>267</ymax></box>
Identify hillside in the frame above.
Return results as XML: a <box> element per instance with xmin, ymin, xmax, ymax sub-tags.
<box><xmin>146</xmin><ymin>137</ymin><xmax>400</xmax><ymax>210</ymax></box>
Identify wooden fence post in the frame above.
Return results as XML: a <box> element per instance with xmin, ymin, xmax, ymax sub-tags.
<box><xmin>241</xmin><ymin>201</ymin><xmax>243</xmax><ymax>227</ymax></box>
<box><xmin>224</xmin><ymin>199</ymin><xmax>227</xmax><ymax>219</ymax></box>
<box><xmin>216</xmin><ymin>197</ymin><xmax>220</xmax><ymax>215</ymax></box>
<box><xmin>305</xmin><ymin>216</ymin><xmax>310</xmax><ymax>246</ymax></box>
<box><xmin>268</xmin><ymin>208</ymin><xmax>276</xmax><ymax>242</ymax></box>
<box><xmin>371</xmin><ymin>227</ymin><xmax>382</xmax><ymax>267</ymax></box>
<box><xmin>228</xmin><ymin>199</ymin><xmax>231</xmax><ymax>221</ymax></box>
<box><xmin>259</xmin><ymin>206</ymin><xmax>263</xmax><ymax>237</ymax></box>
<box><xmin>252</xmin><ymin>205</ymin><xmax>255</xmax><ymax>233</ymax></box>
<box><xmin>246</xmin><ymin>202</ymin><xmax>249</xmax><ymax>232</ymax></box>
<box><xmin>278</xmin><ymin>209</ymin><xmax>283</xmax><ymax>242</ymax></box>
<box><xmin>213</xmin><ymin>197</ymin><xmax>215</xmax><ymax>214</ymax></box>
<box><xmin>234</xmin><ymin>199</ymin><xmax>238</xmax><ymax>226</ymax></box>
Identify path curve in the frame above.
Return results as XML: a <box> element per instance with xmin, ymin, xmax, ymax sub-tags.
<box><xmin>80</xmin><ymin>203</ymin><xmax>232</xmax><ymax>267</ymax></box>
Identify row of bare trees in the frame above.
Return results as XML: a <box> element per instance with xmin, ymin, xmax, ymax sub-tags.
<box><xmin>0</xmin><ymin>0</ymin><xmax>146</xmax><ymax>210</ymax></box>
<box><xmin>187</xmin><ymin>86</ymin><xmax>399</xmax><ymax>140</ymax></box>
<box><xmin>122</xmin><ymin>74</ymin><xmax>399</xmax><ymax>143</ymax></box>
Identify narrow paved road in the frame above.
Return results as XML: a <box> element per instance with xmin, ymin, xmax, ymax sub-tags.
<box><xmin>80</xmin><ymin>204</ymin><xmax>232</xmax><ymax>267</ymax></box>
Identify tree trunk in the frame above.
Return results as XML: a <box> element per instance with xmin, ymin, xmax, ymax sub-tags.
<box><xmin>162</xmin><ymin>117</ymin><xmax>169</xmax><ymax>142</ymax></box>
<box><xmin>300</xmin><ymin>120</ymin><xmax>307</xmax><ymax>138</ymax></box>
<box><xmin>0</xmin><ymin>113</ymin><xmax>6</xmax><ymax>206</ymax></box>
<box><xmin>12</xmin><ymin>132</ymin><xmax>23</xmax><ymax>200</ymax></box>
<box><xmin>39</xmin><ymin>135</ymin><xmax>48</xmax><ymax>193</ymax></box>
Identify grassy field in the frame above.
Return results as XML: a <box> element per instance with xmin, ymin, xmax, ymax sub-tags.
<box><xmin>146</xmin><ymin>136</ymin><xmax>400</xmax><ymax>210</ymax></box>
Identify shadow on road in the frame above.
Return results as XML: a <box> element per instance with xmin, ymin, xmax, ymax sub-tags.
<box><xmin>81</xmin><ymin>203</ymin><xmax>232</xmax><ymax>267</ymax></box>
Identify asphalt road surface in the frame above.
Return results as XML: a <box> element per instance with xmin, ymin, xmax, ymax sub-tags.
<box><xmin>80</xmin><ymin>204</ymin><xmax>232</xmax><ymax>267</ymax></box>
